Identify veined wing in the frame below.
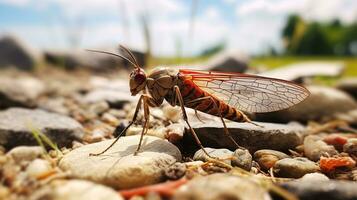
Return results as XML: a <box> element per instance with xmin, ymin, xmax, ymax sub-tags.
<box><xmin>179</xmin><ymin>69</ymin><xmax>310</xmax><ymax>113</ymax></box>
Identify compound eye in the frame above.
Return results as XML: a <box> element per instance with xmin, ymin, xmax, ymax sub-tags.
<box><xmin>134</xmin><ymin>73</ymin><xmax>146</xmax><ymax>83</ymax></box>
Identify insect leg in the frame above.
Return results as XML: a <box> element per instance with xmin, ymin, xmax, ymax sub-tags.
<box><xmin>185</xmin><ymin>96</ymin><xmax>245</xmax><ymax>149</ymax></box>
<box><xmin>173</xmin><ymin>86</ymin><xmax>212</xmax><ymax>157</ymax></box>
<box><xmin>185</xmin><ymin>96</ymin><xmax>212</xmax><ymax>123</ymax></box>
<box><xmin>134</xmin><ymin>95</ymin><xmax>151</xmax><ymax>155</ymax></box>
<box><xmin>89</xmin><ymin>95</ymin><xmax>145</xmax><ymax>156</ymax></box>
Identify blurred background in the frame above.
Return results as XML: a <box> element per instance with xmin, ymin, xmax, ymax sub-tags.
<box><xmin>0</xmin><ymin>0</ymin><xmax>356</xmax><ymax>79</ymax></box>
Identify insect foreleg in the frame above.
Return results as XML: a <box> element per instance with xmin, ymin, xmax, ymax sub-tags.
<box><xmin>134</xmin><ymin>95</ymin><xmax>152</xmax><ymax>155</ymax></box>
<box><xmin>173</xmin><ymin>86</ymin><xmax>212</xmax><ymax>157</ymax></box>
<box><xmin>89</xmin><ymin>95</ymin><xmax>150</xmax><ymax>156</ymax></box>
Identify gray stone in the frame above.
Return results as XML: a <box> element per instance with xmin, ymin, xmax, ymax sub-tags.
<box><xmin>83</xmin><ymin>89</ymin><xmax>137</xmax><ymax>108</ymax></box>
<box><xmin>29</xmin><ymin>180</ymin><xmax>123</xmax><ymax>200</ymax></box>
<box><xmin>281</xmin><ymin>180</ymin><xmax>357</xmax><ymax>200</ymax></box>
<box><xmin>0</xmin><ymin>108</ymin><xmax>84</xmax><ymax>149</ymax></box>
<box><xmin>0</xmin><ymin>76</ymin><xmax>45</xmax><ymax>109</ymax></box>
<box><xmin>336</xmin><ymin>78</ymin><xmax>357</xmax><ymax>99</ymax></box>
<box><xmin>203</xmin><ymin>51</ymin><xmax>249</xmax><ymax>73</ymax></box>
<box><xmin>299</xmin><ymin>173</ymin><xmax>329</xmax><ymax>182</ymax></box>
<box><xmin>59</xmin><ymin>135</ymin><xmax>181</xmax><ymax>189</ymax></box>
<box><xmin>194</xmin><ymin>148</ymin><xmax>233</xmax><ymax>165</ymax></box>
<box><xmin>37</xmin><ymin>98</ymin><xmax>70</xmax><ymax>115</ymax></box>
<box><xmin>274</xmin><ymin>157</ymin><xmax>320</xmax><ymax>178</ymax></box>
<box><xmin>254</xmin><ymin>149</ymin><xmax>290</xmax><ymax>170</ymax></box>
<box><xmin>185</xmin><ymin>121</ymin><xmax>304</xmax><ymax>152</ymax></box>
<box><xmin>173</xmin><ymin>173</ymin><xmax>271</xmax><ymax>200</ymax></box>
<box><xmin>164</xmin><ymin>162</ymin><xmax>186</xmax><ymax>180</ymax></box>
<box><xmin>232</xmin><ymin>148</ymin><xmax>252</xmax><ymax>170</ymax></box>
<box><xmin>304</xmin><ymin>135</ymin><xmax>338</xmax><ymax>161</ymax></box>
<box><xmin>6</xmin><ymin>146</ymin><xmax>44</xmax><ymax>164</ymax></box>
<box><xmin>256</xmin><ymin>86</ymin><xmax>357</xmax><ymax>123</ymax></box>
<box><xmin>0</xmin><ymin>35</ymin><xmax>41</xmax><ymax>70</ymax></box>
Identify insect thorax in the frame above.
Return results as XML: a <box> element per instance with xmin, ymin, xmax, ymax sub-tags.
<box><xmin>146</xmin><ymin>67</ymin><xmax>180</xmax><ymax>105</ymax></box>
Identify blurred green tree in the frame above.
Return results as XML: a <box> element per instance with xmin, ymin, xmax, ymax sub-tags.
<box><xmin>295</xmin><ymin>23</ymin><xmax>333</xmax><ymax>55</ymax></box>
<box><xmin>281</xmin><ymin>14</ymin><xmax>357</xmax><ymax>56</ymax></box>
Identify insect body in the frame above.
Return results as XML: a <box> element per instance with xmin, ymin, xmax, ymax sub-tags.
<box><xmin>89</xmin><ymin>46</ymin><xmax>310</xmax><ymax>157</ymax></box>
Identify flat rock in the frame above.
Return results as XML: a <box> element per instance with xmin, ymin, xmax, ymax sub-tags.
<box><xmin>0</xmin><ymin>76</ymin><xmax>45</xmax><ymax>109</ymax></box>
<box><xmin>0</xmin><ymin>35</ymin><xmax>41</xmax><ymax>70</ymax></box>
<box><xmin>336</xmin><ymin>78</ymin><xmax>357</xmax><ymax>99</ymax></box>
<box><xmin>173</xmin><ymin>173</ymin><xmax>270</xmax><ymax>200</ymax></box>
<box><xmin>281</xmin><ymin>180</ymin><xmax>357</xmax><ymax>200</ymax></box>
<box><xmin>184</xmin><ymin>121</ymin><xmax>304</xmax><ymax>152</ymax></box>
<box><xmin>256</xmin><ymin>86</ymin><xmax>357</xmax><ymax>123</ymax></box>
<box><xmin>0</xmin><ymin>108</ymin><xmax>84</xmax><ymax>149</ymax></box>
<box><xmin>59</xmin><ymin>135</ymin><xmax>181</xmax><ymax>189</ymax></box>
<box><xmin>203</xmin><ymin>50</ymin><xmax>249</xmax><ymax>73</ymax></box>
<box><xmin>29</xmin><ymin>180</ymin><xmax>123</xmax><ymax>200</ymax></box>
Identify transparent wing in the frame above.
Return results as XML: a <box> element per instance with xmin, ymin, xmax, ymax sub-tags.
<box><xmin>180</xmin><ymin>69</ymin><xmax>310</xmax><ymax>113</ymax></box>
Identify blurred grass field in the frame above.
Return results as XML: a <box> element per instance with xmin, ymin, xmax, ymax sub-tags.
<box><xmin>251</xmin><ymin>56</ymin><xmax>357</xmax><ymax>77</ymax></box>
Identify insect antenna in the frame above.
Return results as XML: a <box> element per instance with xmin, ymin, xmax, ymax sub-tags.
<box><xmin>119</xmin><ymin>44</ymin><xmax>140</xmax><ymax>68</ymax></box>
<box><xmin>86</xmin><ymin>49</ymin><xmax>139</xmax><ymax>69</ymax></box>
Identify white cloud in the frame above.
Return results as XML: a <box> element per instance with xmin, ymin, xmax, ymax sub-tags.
<box><xmin>236</xmin><ymin>0</ymin><xmax>357</xmax><ymax>23</ymax></box>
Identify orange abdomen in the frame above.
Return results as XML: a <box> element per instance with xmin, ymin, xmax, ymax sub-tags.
<box><xmin>179</xmin><ymin>77</ymin><xmax>248</xmax><ymax>122</ymax></box>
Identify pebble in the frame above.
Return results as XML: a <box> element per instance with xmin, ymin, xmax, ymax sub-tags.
<box><xmin>89</xmin><ymin>101</ymin><xmax>110</xmax><ymax>115</ymax></box>
<box><xmin>25</xmin><ymin>159</ymin><xmax>52</xmax><ymax>178</ymax></box>
<box><xmin>101</xmin><ymin>112</ymin><xmax>119</xmax><ymax>126</ymax></box>
<box><xmin>83</xmin><ymin>89</ymin><xmax>137</xmax><ymax>108</ymax></box>
<box><xmin>37</xmin><ymin>97</ymin><xmax>70</xmax><ymax>115</ymax></box>
<box><xmin>0</xmin><ymin>76</ymin><xmax>45</xmax><ymax>108</ymax></box>
<box><xmin>299</xmin><ymin>173</ymin><xmax>329</xmax><ymax>182</ymax></box>
<box><xmin>59</xmin><ymin>135</ymin><xmax>181</xmax><ymax>189</ymax></box>
<box><xmin>0</xmin><ymin>108</ymin><xmax>84</xmax><ymax>149</ymax></box>
<box><xmin>274</xmin><ymin>157</ymin><xmax>320</xmax><ymax>178</ymax></box>
<box><xmin>164</xmin><ymin>162</ymin><xmax>186</xmax><ymax>180</ymax></box>
<box><xmin>6</xmin><ymin>146</ymin><xmax>44</xmax><ymax>164</ymax></box>
<box><xmin>254</xmin><ymin>149</ymin><xmax>290</xmax><ymax>170</ymax></box>
<box><xmin>173</xmin><ymin>173</ymin><xmax>270</xmax><ymax>200</ymax></box>
<box><xmin>231</xmin><ymin>148</ymin><xmax>252</xmax><ymax>171</ymax></box>
<box><xmin>187</xmin><ymin>121</ymin><xmax>304</xmax><ymax>152</ymax></box>
<box><xmin>281</xmin><ymin>180</ymin><xmax>357</xmax><ymax>200</ymax></box>
<box><xmin>304</xmin><ymin>135</ymin><xmax>338</xmax><ymax>161</ymax></box>
<box><xmin>29</xmin><ymin>180</ymin><xmax>123</xmax><ymax>200</ymax></box>
<box><xmin>193</xmin><ymin>148</ymin><xmax>233</xmax><ymax>165</ymax></box>
<box><xmin>343</xmin><ymin>138</ymin><xmax>357</xmax><ymax>156</ymax></box>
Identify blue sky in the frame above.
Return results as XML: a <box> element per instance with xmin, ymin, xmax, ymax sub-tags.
<box><xmin>0</xmin><ymin>0</ymin><xmax>356</xmax><ymax>56</ymax></box>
